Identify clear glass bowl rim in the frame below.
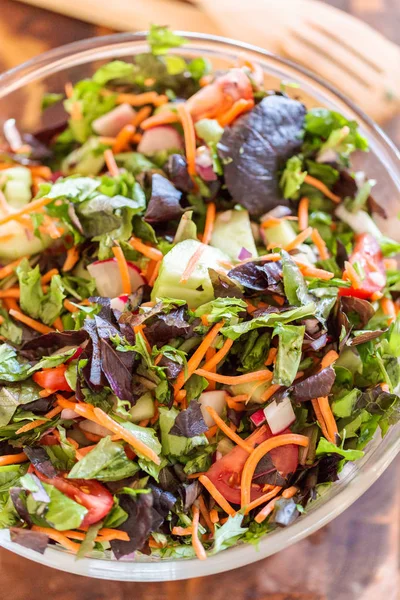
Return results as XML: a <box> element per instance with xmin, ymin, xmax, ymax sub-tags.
<box><xmin>0</xmin><ymin>31</ymin><xmax>399</xmax><ymax>582</ymax></box>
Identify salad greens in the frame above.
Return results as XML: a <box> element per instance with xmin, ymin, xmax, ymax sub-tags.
<box><xmin>0</xmin><ymin>25</ymin><xmax>399</xmax><ymax>562</ymax></box>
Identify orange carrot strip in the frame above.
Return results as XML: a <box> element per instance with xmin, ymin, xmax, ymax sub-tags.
<box><xmin>282</xmin><ymin>486</ymin><xmax>299</xmax><ymax>499</ymax></box>
<box><xmin>133</xmin><ymin>326</ymin><xmax>152</xmax><ymax>354</ymax></box>
<box><xmin>0</xmin><ymin>288</ymin><xmax>20</xmax><ymax>299</ymax></box>
<box><xmin>3</xmin><ymin>298</ymin><xmax>19</xmax><ymax>312</ymax></box>
<box><xmin>0</xmin><ymin>198</ymin><xmax>53</xmax><ymax>227</ymax></box>
<box><xmin>173</xmin><ymin>321</ymin><xmax>225</xmax><ymax>394</ymax></box>
<box><xmin>9</xmin><ymin>309</ymin><xmax>54</xmax><ymax>335</ymax></box>
<box><xmin>317</xmin><ymin>396</ymin><xmax>338</xmax><ymax>443</ymax></box>
<box><xmin>202</xmin><ymin>202</ymin><xmax>216</xmax><ymax>245</ymax></box>
<box><xmin>16</xmin><ymin>405</ymin><xmax>63</xmax><ymax>434</ymax></box>
<box><xmin>40</xmin><ymin>269</ymin><xmax>59</xmax><ymax>285</ymax></box>
<box><xmin>260</xmin><ymin>383</ymin><xmax>281</xmax><ymax>403</ymax></box>
<box><xmin>260</xmin><ymin>217</ymin><xmax>282</xmax><ymax>229</ymax></box>
<box><xmin>304</xmin><ymin>175</ymin><xmax>341</xmax><ymax>203</ymax></box>
<box><xmin>320</xmin><ymin>350</ymin><xmax>339</xmax><ymax>370</ymax></box>
<box><xmin>92</xmin><ymin>407</ymin><xmax>160</xmax><ymax>464</ymax></box>
<box><xmin>194</xmin><ymin>369</ymin><xmax>273</xmax><ymax>386</ymax></box>
<box><xmin>241</xmin><ymin>253</ymin><xmax>281</xmax><ymax>265</ymax></box>
<box><xmin>180</xmin><ymin>244</ymin><xmax>206</xmax><ymax>284</ymax></box>
<box><xmin>53</xmin><ymin>317</ymin><xmax>64</xmax><ymax>332</ymax></box>
<box><xmin>198</xmin><ymin>495</ymin><xmax>214</xmax><ymax>534</ymax></box>
<box><xmin>311</xmin><ymin>228</ymin><xmax>329</xmax><ymax>260</ymax></box>
<box><xmin>311</xmin><ymin>398</ymin><xmax>331</xmax><ymax>440</ymax></box>
<box><xmin>240</xmin><ymin>434</ymin><xmax>309</xmax><ymax>507</ymax></box>
<box><xmin>0</xmin><ymin>452</ymin><xmax>27</xmax><ymax>466</ymax></box>
<box><xmin>205</xmin><ymin>406</ymin><xmax>254</xmax><ymax>453</ymax></box>
<box><xmin>140</xmin><ymin>111</ymin><xmax>180</xmax><ymax>130</ymax></box>
<box><xmin>177</xmin><ymin>103</ymin><xmax>197</xmax><ymax>176</ymax></box>
<box><xmin>63</xmin><ymin>247</ymin><xmax>80</xmax><ymax>272</ymax></box>
<box><xmin>298</xmin><ymin>197</ymin><xmax>309</xmax><ymax>231</ymax></box>
<box><xmin>31</xmin><ymin>526</ymin><xmax>79</xmax><ymax>553</ymax></box>
<box><xmin>131</xmin><ymin>106</ymin><xmax>152</xmax><ymax>127</ymax></box>
<box><xmin>172</xmin><ymin>526</ymin><xmax>193</xmax><ymax>536</ymax></box>
<box><xmin>381</xmin><ymin>297</ymin><xmax>396</xmax><ymax>325</ymax></box>
<box><xmin>187</xmin><ymin>471</ymin><xmax>208</xmax><ymax>480</ymax></box>
<box><xmin>284</xmin><ymin>226</ymin><xmax>313</xmax><ymax>252</ymax></box>
<box><xmin>205</xmin><ymin>425</ymin><xmax>218</xmax><ymax>441</ymax></box>
<box><xmin>104</xmin><ymin>149</ymin><xmax>119</xmax><ymax>177</ymax></box>
<box><xmin>112</xmin><ymin>124</ymin><xmax>136</xmax><ymax>154</ymax></box>
<box><xmin>199</xmin><ymin>475</ymin><xmax>236</xmax><ymax>516</ymax></box>
<box><xmin>63</xmin><ymin>299</ymin><xmax>79</xmax><ymax>313</ymax></box>
<box><xmin>254</xmin><ymin>495</ymin><xmax>281</xmax><ymax>523</ymax></box>
<box><xmin>0</xmin><ymin>257</ymin><xmax>26</xmax><ymax>279</ymax></box>
<box><xmin>383</xmin><ymin>258</ymin><xmax>397</xmax><ymax>271</ymax></box>
<box><xmin>343</xmin><ymin>261</ymin><xmax>362</xmax><ymax>289</ymax></box>
<box><xmin>112</xmin><ymin>246</ymin><xmax>132</xmax><ymax>294</ymax></box>
<box><xmin>201</xmin><ymin>338</ymin><xmax>234</xmax><ymax>371</ymax></box>
<box><xmin>129</xmin><ymin>236</ymin><xmax>163</xmax><ymax>261</ymax></box>
<box><xmin>116</xmin><ymin>91</ymin><xmax>167</xmax><ymax>107</ymax></box>
<box><xmin>210</xmin><ymin>508</ymin><xmax>219</xmax><ymax>524</ymax></box>
<box><xmin>243</xmin><ymin>485</ymin><xmax>282</xmax><ymax>515</ymax></box>
<box><xmin>65</xmin><ymin>82</ymin><xmax>74</xmax><ymax>99</ymax></box>
<box><xmin>148</xmin><ymin>260</ymin><xmax>161</xmax><ymax>287</ymax></box>
<box><xmin>264</xmin><ymin>347</ymin><xmax>277</xmax><ymax>366</ymax></box>
<box><xmin>371</xmin><ymin>291</ymin><xmax>383</xmax><ymax>302</ymax></box>
<box><xmin>192</xmin><ymin>505</ymin><xmax>207</xmax><ymax>560</ymax></box>
<box><xmin>218</xmin><ymin>99</ymin><xmax>254</xmax><ymax>127</ymax></box>
<box><xmin>205</xmin><ymin>347</ymin><xmax>216</xmax><ymax>391</ymax></box>
<box><xmin>296</xmin><ymin>263</ymin><xmax>334</xmax><ymax>281</ymax></box>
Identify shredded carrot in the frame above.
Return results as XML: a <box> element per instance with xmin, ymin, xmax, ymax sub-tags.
<box><xmin>175</xmin><ymin>390</ymin><xmax>187</xmax><ymax>405</ymax></box>
<box><xmin>243</xmin><ymin>486</ymin><xmax>282</xmax><ymax>515</ymax></box>
<box><xmin>198</xmin><ymin>495</ymin><xmax>214</xmax><ymax>534</ymax></box>
<box><xmin>381</xmin><ymin>382</ymin><xmax>390</xmax><ymax>393</ymax></box>
<box><xmin>129</xmin><ymin>236</ymin><xmax>163</xmax><ymax>261</ymax></box>
<box><xmin>218</xmin><ymin>99</ymin><xmax>254</xmax><ymax>127</ymax></box>
<box><xmin>343</xmin><ymin>261</ymin><xmax>362</xmax><ymax>289</ymax></box>
<box><xmin>0</xmin><ymin>452</ymin><xmax>27</xmax><ymax>466</ymax></box>
<box><xmin>29</xmin><ymin>165</ymin><xmax>52</xmax><ymax>180</ymax></box>
<box><xmin>104</xmin><ymin>149</ymin><xmax>119</xmax><ymax>177</ymax></box>
<box><xmin>260</xmin><ymin>217</ymin><xmax>283</xmax><ymax>229</ymax></box>
<box><xmin>0</xmin><ymin>197</ymin><xmax>54</xmax><ymax>228</ymax></box>
<box><xmin>199</xmin><ymin>475</ymin><xmax>236</xmax><ymax>516</ymax></box>
<box><xmin>31</xmin><ymin>526</ymin><xmax>80</xmax><ymax>553</ymax></box>
<box><xmin>187</xmin><ymin>471</ymin><xmax>208</xmax><ymax>479</ymax></box>
<box><xmin>304</xmin><ymin>174</ymin><xmax>341</xmax><ymax>203</ymax></box>
<box><xmin>204</xmin><ymin>347</ymin><xmax>216</xmax><ymax>391</ymax></box>
<box><xmin>294</xmin><ymin>260</ymin><xmax>334</xmax><ymax>281</ymax></box>
<box><xmin>298</xmin><ymin>197</ymin><xmax>309</xmax><ymax>231</ymax></box>
<box><xmin>245</xmin><ymin>300</ymin><xmax>257</xmax><ymax>314</ymax></box>
<box><xmin>64</xmin><ymin>529</ymin><xmax>130</xmax><ymax>542</ymax></box>
<box><xmin>317</xmin><ymin>396</ymin><xmax>338</xmax><ymax>443</ymax></box>
<box><xmin>112</xmin><ymin>124</ymin><xmax>136</xmax><ymax>154</ymax></box>
<box><xmin>194</xmin><ymin>368</ymin><xmax>273</xmax><ymax>386</ymax></box>
<box><xmin>311</xmin><ymin>398</ymin><xmax>331</xmax><ymax>440</ymax></box>
<box><xmin>202</xmin><ymin>202</ymin><xmax>216</xmax><ymax>245</ymax></box>
<box><xmin>131</xmin><ymin>106</ymin><xmax>152</xmax><ymax>127</ymax></box>
<box><xmin>0</xmin><ymin>257</ymin><xmax>26</xmax><ymax>279</ymax></box>
<box><xmin>205</xmin><ymin>406</ymin><xmax>253</xmax><ymax>453</ymax></box>
<box><xmin>41</xmin><ymin>269</ymin><xmax>59</xmax><ymax>284</ymax></box>
<box><xmin>209</xmin><ymin>509</ymin><xmax>219</xmax><ymax>524</ymax></box>
<box><xmin>201</xmin><ymin>314</ymin><xmax>210</xmax><ymax>327</ymax></box>
<box><xmin>264</xmin><ymin>347</ymin><xmax>277</xmax><ymax>366</ymax></box>
<box><xmin>320</xmin><ymin>350</ymin><xmax>339</xmax><ymax>370</ymax></box>
<box><xmin>16</xmin><ymin>405</ymin><xmax>63</xmax><ymax>434</ymax></box>
<box><xmin>225</xmin><ymin>396</ymin><xmax>244</xmax><ymax>411</ymax></box>
<box><xmin>148</xmin><ymin>260</ymin><xmax>161</xmax><ymax>287</ymax></box>
<box><xmin>172</xmin><ymin>526</ymin><xmax>193</xmax><ymax>536</ymax></box>
<box><xmin>132</xmin><ymin>133</ymin><xmax>143</xmax><ymax>144</ymax></box>
<box><xmin>260</xmin><ymin>383</ymin><xmax>281</xmax><ymax>403</ymax></box>
<box><xmin>311</xmin><ymin>228</ymin><xmax>329</xmax><ymax>260</ymax></box>
<box><xmin>65</xmin><ymin>82</ymin><xmax>74</xmax><ymax>98</ymax></box>
<box><xmin>205</xmin><ymin>425</ymin><xmax>218</xmax><ymax>441</ymax></box>
<box><xmin>91</xmin><ymin>407</ymin><xmax>160</xmax><ymax>464</ymax></box>
<box><xmin>282</xmin><ymin>486</ymin><xmax>299</xmax><ymax>499</ymax></box>
<box><xmin>254</xmin><ymin>495</ymin><xmax>281</xmax><ymax>523</ymax></box>
<box><xmin>284</xmin><ymin>226</ymin><xmax>313</xmax><ymax>252</ymax></box>
<box><xmin>53</xmin><ymin>316</ymin><xmax>64</xmax><ymax>332</ymax></box>
<box><xmin>181</xmin><ymin>245</ymin><xmax>207</xmax><ymax>284</ymax></box>
<box><xmin>116</xmin><ymin>91</ymin><xmax>168</xmax><ymax>107</ymax></box>
<box><xmin>63</xmin><ymin>247</ymin><xmax>80</xmax><ymax>272</ymax></box>
<box><xmin>371</xmin><ymin>291</ymin><xmax>383</xmax><ymax>302</ymax></box>
<box><xmin>202</xmin><ymin>338</ymin><xmax>234</xmax><ymax>371</ymax></box>
<box><xmin>63</xmin><ymin>299</ymin><xmax>79</xmax><ymax>313</ymax></box>
<box><xmin>383</xmin><ymin>258</ymin><xmax>397</xmax><ymax>271</ymax></box>
<box><xmin>381</xmin><ymin>297</ymin><xmax>396</xmax><ymax>325</ymax></box>
<box><xmin>173</xmin><ymin>321</ymin><xmax>225</xmax><ymax>394</ymax></box>
<box><xmin>0</xmin><ymin>288</ymin><xmax>20</xmax><ymax>299</ymax></box>
<box><xmin>133</xmin><ymin>326</ymin><xmax>152</xmax><ymax>354</ymax></box>
<box><xmin>3</xmin><ymin>298</ymin><xmax>19</xmax><ymax>312</ymax></box>
<box><xmin>192</xmin><ymin>505</ymin><xmax>207</xmax><ymax>560</ymax></box>
<box><xmin>9</xmin><ymin>309</ymin><xmax>54</xmax><ymax>335</ymax></box>
<box><xmin>240</xmin><ymin>253</ymin><xmax>281</xmax><ymax>265</ymax></box>
<box><xmin>177</xmin><ymin>103</ymin><xmax>197</xmax><ymax>176</ymax></box>
<box><xmin>140</xmin><ymin>110</ymin><xmax>180</xmax><ymax>130</ymax></box>
<box><xmin>240</xmin><ymin>433</ymin><xmax>309</xmax><ymax>507</ymax></box>
<box><xmin>112</xmin><ymin>246</ymin><xmax>132</xmax><ymax>294</ymax></box>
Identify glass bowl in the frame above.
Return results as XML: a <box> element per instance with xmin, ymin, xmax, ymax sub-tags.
<box><xmin>0</xmin><ymin>32</ymin><xmax>399</xmax><ymax>582</ymax></box>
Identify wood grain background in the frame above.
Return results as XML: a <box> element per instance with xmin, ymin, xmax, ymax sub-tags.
<box><xmin>0</xmin><ymin>1</ymin><xmax>399</xmax><ymax>598</ymax></box>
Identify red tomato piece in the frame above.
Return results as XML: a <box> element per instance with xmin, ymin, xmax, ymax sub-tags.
<box><xmin>35</xmin><ymin>470</ymin><xmax>113</xmax><ymax>526</ymax></box>
<box><xmin>339</xmin><ymin>233</ymin><xmax>385</xmax><ymax>299</ymax></box>
<box><xmin>32</xmin><ymin>365</ymin><xmax>72</xmax><ymax>392</ymax></box>
<box><xmin>206</xmin><ymin>425</ymin><xmax>298</xmax><ymax>505</ymax></box>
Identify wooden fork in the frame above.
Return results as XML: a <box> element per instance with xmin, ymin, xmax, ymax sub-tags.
<box><xmin>16</xmin><ymin>0</ymin><xmax>400</xmax><ymax>122</ymax></box>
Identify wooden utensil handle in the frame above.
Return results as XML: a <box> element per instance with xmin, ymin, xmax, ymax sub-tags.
<box><xmin>15</xmin><ymin>0</ymin><xmax>222</xmax><ymax>34</ymax></box>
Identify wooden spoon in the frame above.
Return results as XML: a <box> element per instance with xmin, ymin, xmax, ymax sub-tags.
<box><xmin>15</xmin><ymin>0</ymin><xmax>400</xmax><ymax>122</ymax></box>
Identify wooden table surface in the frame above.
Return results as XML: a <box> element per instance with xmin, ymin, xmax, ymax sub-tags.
<box><xmin>0</xmin><ymin>1</ymin><xmax>399</xmax><ymax>598</ymax></box>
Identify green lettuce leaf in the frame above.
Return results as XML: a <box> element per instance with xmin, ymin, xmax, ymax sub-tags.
<box><xmin>0</xmin><ymin>345</ymin><xmax>31</xmax><ymax>383</ymax></box>
<box><xmin>315</xmin><ymin>437</ymin><xmax>364</xmax><ymax>461</ymax></box>
<box><xmin>16</xmin><ymin>258</ymin><xmax>43</xmax><ymax>318</ymax></box>
<box><xmin>209</xmin><ymin>514</ymin><xmax>248</xmax><ymax>555</ymax></box>
<box><xmin>39</xmin><ymin>483</ymin><xmax>88</xmax><ymax>531</ymax></box>
<box><xmin>273</xmin><ymin>324</ymin><xmax>305</xmax><ymax>386</ymax></box>
<box><xmin>148</xmin><ymin>25</ymin><xmax>187</xmax><ymax>55</ymax></box>
<box><xmin>93</xmin><ymin>60</ymin><xmax>135</xmax><ymax>85</ymax></box>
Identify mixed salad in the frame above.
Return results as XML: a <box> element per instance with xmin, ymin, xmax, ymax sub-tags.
<box><xmin>0</xmin><ymin>26</ymin><xmax>399</xmax><ymax>562</ymax></box>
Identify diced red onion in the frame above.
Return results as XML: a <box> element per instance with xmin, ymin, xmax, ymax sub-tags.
<box><xmin>238</xmin><ymin>247</ymin><xmax>252</xmax><ymax>260</ymax></box>
<box><xmin>263</xmin><ymin>397</ymin><xmax>296</xmax><ymax>434</ymax></box>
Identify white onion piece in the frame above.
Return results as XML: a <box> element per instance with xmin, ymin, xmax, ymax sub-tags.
<box><xmin>79</xmin><ymin>420</ymin><xmax>113</xmax><ymax>437</ymax></box>
<box><xmin>110</xmin><ymin>294</ymin><xmax>130</xmax><ymax>312</ymax></box>
<box><xmin>199</xmin><ymin>391</ymin><xmax>226</xmax><ymax>427</ymax></box>
<box><xmin>335</xmin><ymin>205</ymin><xmax>383</xmax><ymax>240</ymax></box>
<box><xmin>92</xmin><ymin>104</ymin><xmax>136</xmax><ymax>137</ymax></box>
<box><xmin>61</xmin><ymin>408</ymin><xmax>80</xmax><ymax>420</ymax></box>
<box><xmin>87</xmin><ymin>258</ymin><xmax>145</xmax><ymax>298</ymax></box>
<box><xmin>263</xmin><ymin>397</ymin><xmax>296</xmax><ymax>435</ymax></box>
<box><xmin>138</xmin><ymin>126</ymin><xmax>183</xmax><ymax>155</ymax></box>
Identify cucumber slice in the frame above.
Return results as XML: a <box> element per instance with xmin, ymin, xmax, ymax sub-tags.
<box><xmin>4</xmin><ymin>180</ymin><xmax>32</xmax><ymax>209</ymax></box>
<box><xmin>151</xmin><ymin>239</ymin><xmax>230</xmax><ymax>308</ymax></box>
<box><xmin>229</xmin><ymin>377</ymin><xmax>271</xmax><ymax>404</ymax></box>
<box><xmin>0</xmin><ymin>214</ymin><xmax>51</xmax><ymax>261</ymax></box>
<box><xmin>2</xmin><ymin>166</ymin><xmax>32</xmax><ymax>186</ymax></box>
<box><xmin>62</xmin><ymin>137</ymin><xmax>105</xmax><ymax>176</ymax></box>
<box><xmin>263</xmin><ymin>220</ymin><xmax>296</xmax><ymax>247</ymax></box>
<box><xmin>211</xmin><ymin>209</ymin><xmax>257</xmax><ymax>262</ymax></box>
<box><xmin>129</xmin><ymin>392</ymin><xmax>155</xmax><ymax>422</ymax></box>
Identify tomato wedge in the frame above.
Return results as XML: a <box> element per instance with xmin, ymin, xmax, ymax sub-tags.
<box><xmin>206</xmin><ymin>425</ymin><xmax>298</xmax><ymax>505</ymax></box>
<box><xmin>32</xmin><ymin>364</ymin><xmax>72</xmax><ymax>392</ymax></box>
<box><xmin>339</xmin><ymin>233</ymin><xmax>385</xmax><ymax>299</ymax></box>
<box><xmin>35</xmin><ymin>471</ymin><xmax>113</xmax><ymax>526</ymax></box>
